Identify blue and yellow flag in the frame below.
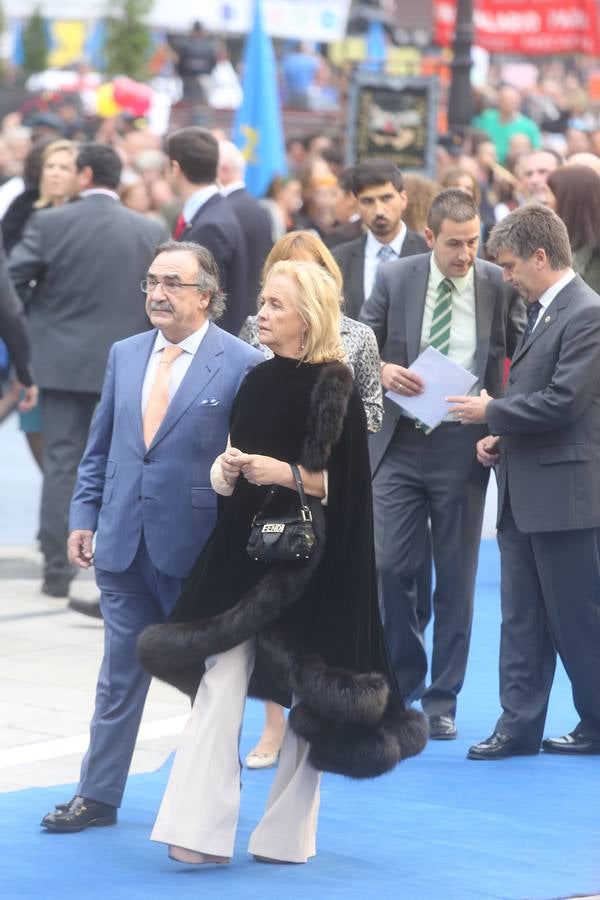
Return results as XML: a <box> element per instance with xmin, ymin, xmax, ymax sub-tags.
<box><xmin>233</xmin><ymin>0</ymin><xmax>287</xmax><ymax>198</ymax></box>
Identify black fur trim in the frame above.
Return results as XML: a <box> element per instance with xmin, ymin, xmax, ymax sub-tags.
<box><xmin>137</xmin><ymin>504</ymin><xmax>325</xmax><ymax>694</ymax></box>
<box><xmin>292</xmin><ymin>658</ymin><xmax>389</xmax><ymax>725</ymax></box>
<box><xmin>300</xmin><ymin>361</ymin><xmax>353</xmax><ymax>471</ymax></box>
<box><xmin>289</xmin><ymin>704</ymin><xmax>428</xmax><ymax>779</ymax></box>
<box><xmin>256</xmin><ymin>629</ymin><xmax>389</xmax><ymax>725</ymax></box>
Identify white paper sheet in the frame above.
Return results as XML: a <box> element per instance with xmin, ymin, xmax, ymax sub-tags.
<box><xmin>385</xmin><ymin>346</ymin><xmax>478</xmax><ymax>428</ymax></box>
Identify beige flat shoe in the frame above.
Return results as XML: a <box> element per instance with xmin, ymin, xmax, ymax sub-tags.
<box><xmin>244</xmin><ymin>748</ymin><xmax>280</xmax><ymax>769</ymax></box>
<box><xmin>168</xmin><ymin>845</ymin><xmax>230</xmax><ymax>865</ymax></box>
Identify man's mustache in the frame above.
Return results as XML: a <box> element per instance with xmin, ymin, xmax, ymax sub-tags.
<box><xmin>148</xmin><ymin>300</ymin><xmax>174</xmax><ymax>312</ymax></box>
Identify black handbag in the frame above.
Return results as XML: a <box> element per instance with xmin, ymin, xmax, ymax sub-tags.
<box><xmin>246</xmin><ymin>463</ymin><xmax>317</xmax><ymax>563</ymax></box>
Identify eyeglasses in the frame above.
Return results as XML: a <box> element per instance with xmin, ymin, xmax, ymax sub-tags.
<box><xmin>141</xmin><ymin>276</ymin><xmax>200</xmax><ymax>294</ymax></box>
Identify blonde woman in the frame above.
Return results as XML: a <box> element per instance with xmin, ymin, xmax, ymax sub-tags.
<box><xmin>138</xmin><ymin>260</ymin><xmax>426</xmax><ymax>866</ymax></box>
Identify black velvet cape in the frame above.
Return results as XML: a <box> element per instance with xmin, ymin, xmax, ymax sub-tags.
<box><xmin>137</xmin><ymin>356</ymin><xmax>428</xmax><ymax>778</ymax></box>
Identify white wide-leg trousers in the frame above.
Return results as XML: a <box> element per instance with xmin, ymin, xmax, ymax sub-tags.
<box><xmin>151</xmin><ymin>639</ymin><xmax>321</xmax><ymax>862</ymax></box>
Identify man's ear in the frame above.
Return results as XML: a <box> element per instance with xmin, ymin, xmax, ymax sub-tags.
<box><xmin>77</xmin><ymin>165</ymin><xmax>93</xmax><ymax>190</ymax></box>
<box><xmin>424</xmin><ymin>226</ymin><xmax>435</xmax><ymax>250</ymax></box>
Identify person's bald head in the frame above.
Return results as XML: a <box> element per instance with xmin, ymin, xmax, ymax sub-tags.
<box><xmin>566</xmin><ymin>152</ymin><xmax>600</xmax><ymax>178</ymax></box>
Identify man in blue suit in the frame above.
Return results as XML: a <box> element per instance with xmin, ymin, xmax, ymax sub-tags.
<box><xmin>41</xmin><ymin>241</ymin><xmax>262</xmax><ymax>833</ymax></box>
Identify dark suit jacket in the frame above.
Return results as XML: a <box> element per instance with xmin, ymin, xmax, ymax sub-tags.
<box><xmin>333</xmin><ymin>229</ymin><xmax>429</xmax><ymax>320</ymax></box>
<box><xmin>9</xmin><ymin>195</ymin><xmax>168</xmax><ymax>394</ymax></box>
<box><xmin>182</xmin><ymin>193</ymin><xmax>249</xmax><ymax>336</ymax></box>
<box><xmin>0</xmin><ymin>234</ymin><xmax>32</xmax><ymax>386</ymax></box>
<box><xmin>487</xmin><ymin>274</ymin><xmax>600</xmax><ymax>533</ymax></box>
<box><xmin>360</xmin><ymin>252</ymin><xmax>526</xmax><ymax>474</ymax></box>
<box><xmin>225</xmin><ymin>187</ymin><xmax>272</xmax><ymax>307</ymax></box>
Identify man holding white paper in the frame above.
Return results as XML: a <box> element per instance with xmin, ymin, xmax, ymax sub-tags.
<box><xmin>360</xmin><ymin>189</ymin><xmax>525</xmax><ymax>739</ymax></box>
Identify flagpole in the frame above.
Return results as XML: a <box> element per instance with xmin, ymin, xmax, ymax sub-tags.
<box><xmin>447</xmin><ymin>0</ymin><xmax>474</xmax><ymax>131</ymax></box>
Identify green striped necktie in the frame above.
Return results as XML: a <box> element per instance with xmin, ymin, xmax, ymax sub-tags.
<box><xmin>429</xmin><ymin>278</ymin><xmax>453</xmax><ymax>355</ymax></box>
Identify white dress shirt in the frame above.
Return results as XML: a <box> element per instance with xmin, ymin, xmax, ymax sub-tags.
<box><xmin>529</xmin><ymin>269</ymin><xmax>576</xmax><ymax>332</ymax></box>
<box><xmin>182</xmin><ymin>184</ymin><xmax>221</xmax><ymax>226</ymax></box>
<box><xmin>363</xmin><ymin>223</ymin><xmax>407</xmax><ymax>300</ymax></box>
<box><xmin>141</xmin><ymin>321</ymin><xmax>210</xmax><ymax>414</ymax></box>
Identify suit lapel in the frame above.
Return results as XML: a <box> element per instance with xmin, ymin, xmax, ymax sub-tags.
<box><xmin>348</xmin><ymin>237</ymin><xmax>366</xmax><ymax>318</ymax></box>
<box><xmin>473</xmin><ymin>261</ymin><xmax>494</xmax><ymax>379</ymax></box>
<box><xmin>510</xmin><ymin>278</ymin><xmax>576</xmax><ymax>366</ymax></box>
<box><xmin>406</xmin><ymin>256</ymin><xmax>430</xmax><ymax>363</ymax></box>
<box><xmin>147</xmin><ymin>323</ymin><xmax>224</xmax><ymax>449</ymax></box>
<box><xmin>125</xmin><ymin>332</ymin><xmax>156</xmax><ymax>449</ymax></box>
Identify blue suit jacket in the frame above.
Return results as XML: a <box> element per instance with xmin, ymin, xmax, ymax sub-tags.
<box><xmin>70</xmin><ymin>323</ymin><xmax>263</xmax><ymax>577</ymax></box>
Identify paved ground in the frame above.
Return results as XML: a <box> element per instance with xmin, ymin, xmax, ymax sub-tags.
<box><xmin>0</xmin><ymin>412</ymin><xmax>189</xmax><ymax>794</ymax></box>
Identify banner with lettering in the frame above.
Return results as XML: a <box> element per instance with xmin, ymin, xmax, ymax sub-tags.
<box><xmin>434</xmin><ymin>0</ymin><xmax>600</xmax><ymax>55</ymax></box>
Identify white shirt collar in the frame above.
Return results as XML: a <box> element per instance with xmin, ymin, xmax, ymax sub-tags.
<box><xmin>79</xmin><ymin>188</ymin><xmax>119</xmax><ymax>201</ymax></box>
<box><xmin>429</xmin><ymin>254</ymin><xmax>474</xmax><ymax>294</ymax></box>
<box><xmin>182</xmin><ymin>184</ymin><xmax>220</xmax><ymax>224</ymax></box>
<box><xmin>220</xmin><ymin>180</ymin><xmax>245</xmax><ymax>197</ymax></box>
<box><xmin>152</xmin><ymin>320</ymin><xmax>210</xmax><ymax>356</ymax></box>
<box><xmin>536</xmin><ymin>269</ymin><xmax>576</xmax><ymax>311</ymax></box>
<box><xmin>365</xmin><ymin>222</ymin><xmax>407</xmax><ymax>260</ymax></box>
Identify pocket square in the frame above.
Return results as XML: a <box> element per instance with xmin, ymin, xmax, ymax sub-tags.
<box><xmin>199</xmin><ymin>398</ymin><xmax>220</xmax><ymax>406</ymax></box>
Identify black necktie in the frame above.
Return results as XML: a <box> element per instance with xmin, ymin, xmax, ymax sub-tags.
<box><xmin>523</xmin><ymin>301</ymin><xmax>542</xmax><ymax>341</ymax></box>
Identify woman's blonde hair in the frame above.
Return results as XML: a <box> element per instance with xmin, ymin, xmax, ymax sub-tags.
<box><xmin>265</xmin><ymin>259</ymin><xmax>344</xmax><ymax>364</ymax></box>
<box><xmin>262</xmin><ymin>230</ymin><xmax>343</xmax><ymax>295</ymax></box>
<box><xmin>34</xmin><ymin>139</ymin><xmax>78</xmax><ymax>209</ymax></box>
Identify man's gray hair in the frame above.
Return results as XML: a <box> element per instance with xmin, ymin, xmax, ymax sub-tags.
<box><xmin>153</xmin><ymin>239</ymin><xmax>226</xmax><ymax>320</ymax></box>
<box><xmin>486</xmin><ymin>204</ymin><xmax>572</xmax><ymax>270</ymax></box>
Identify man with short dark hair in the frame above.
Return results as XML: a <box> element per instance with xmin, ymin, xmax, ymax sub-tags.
<box><xmin>40</xmin><ymin>241</ymin><xmax>262</xmax><ymax>833</ymax></box>
<box><xmin>333</xmin><ymin>157</ymin><xmax>427</xmax><ymax>320</ymax></box>
<box><xmin>9</xmin><ymin>142</ymin><xmax>168</xmax><ymax>599</ymax></box>
<box><xmin>167</xmin><ymin>127</ymin><xmax>249</xmax><ymax>335</ymax></box>
<box><xmin>361</xmin><ymin>188</ymin><xmax>525</xmax><ymax>739</ymax></box>
<box><xmin>449</xmin><ymin>204</ymin><xmax>600</xmax><ymax>759</ymax></box>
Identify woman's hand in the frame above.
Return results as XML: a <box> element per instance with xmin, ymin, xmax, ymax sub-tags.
<box><xmin>238</xmin><ymin>454</ymin><xmax>290</xmax><ymax>487</ymax></box>
<box><xmin>221</xmin><ymin>446</ymin><xmax>246</xmax><ymax>486</ymax></box>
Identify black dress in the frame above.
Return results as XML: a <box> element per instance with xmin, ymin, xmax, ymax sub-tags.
<box><xmin>138</xmin><ymin>356</ymin><xmax>428</xmax><ymax>778</ymax></box>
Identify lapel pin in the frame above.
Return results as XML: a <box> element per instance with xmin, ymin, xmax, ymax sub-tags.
<box><xmin>544</xmin><ymin>315</ymin><xmax>551</xmax><ymax>323</ymax></box>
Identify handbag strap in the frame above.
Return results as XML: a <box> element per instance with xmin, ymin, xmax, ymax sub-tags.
<box><xmin>289</xmin><ymin>463</ymin><xmax>311</xmax><ymax>518</ymax></box>
<box><xmin>252</xmin><ymin>463</ymin><xmax>313</xmax><ymax>522</ymax></box>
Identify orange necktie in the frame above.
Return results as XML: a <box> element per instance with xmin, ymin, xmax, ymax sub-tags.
<box><xmin>143</xmin><ymin>345</ymin><xmax>184</xmax><ymax>447</ymax></box>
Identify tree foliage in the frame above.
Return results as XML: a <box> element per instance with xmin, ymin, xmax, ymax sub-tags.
<box><xmin>103</xmin><ymin>0</ymin><xmax>153</xmax><ymax>80</ymax></box>
<box><xmin>22</xmin><ymin>6</ymin><xmax>49</xmax><ymax>77</ymax></box>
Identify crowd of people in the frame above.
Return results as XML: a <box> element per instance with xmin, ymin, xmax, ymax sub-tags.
<box><xmin>1</xmin><ymin>80</ymin><xmax>600</xmax><ymax>868</ymax></box>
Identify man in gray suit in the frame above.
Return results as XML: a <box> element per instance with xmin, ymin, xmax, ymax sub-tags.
<box><xmin>0</xmin><ymin>232</ymin><xmax>36</xmax><ymax>411</ymax></box>
<box><xmin>40</xmin><ymin>242</ymin><xmax>262</xmax><ymax>832</ymax></box>
<box><xmin>449</xmin><ymin>204</ymin><xmax>600</xmax><ymax>759</ymax></box>
<box><xmin>9</xmin><ymin>143</ymin><xmax>168</xmax><ymax>598</ymax></box>
<box><xmin>361</xmin><ymin>189</ymin><xmax>525</xmax><ymax>739</ymax></box>
<box><xmin>333</xmin><ymin>158</ymin><xmax>428</xmax><ymax>321</ymax></box>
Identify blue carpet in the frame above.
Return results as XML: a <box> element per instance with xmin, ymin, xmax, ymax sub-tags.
<box><xmin>1</xmin><ymin>541</ymin><xmax>599</xmax><ymax>900</ymax></box>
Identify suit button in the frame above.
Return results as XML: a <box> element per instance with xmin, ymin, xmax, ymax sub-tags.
<box><xmin>143</xmin><ymin>458</ymin><xmax>150</xmax><ymax>465</ymax></box>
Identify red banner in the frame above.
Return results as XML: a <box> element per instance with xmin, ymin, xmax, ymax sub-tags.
<box><xmin>434</xmin><ymin>0</ymin><xmax>600</xmax><ymax>55</ymax></box>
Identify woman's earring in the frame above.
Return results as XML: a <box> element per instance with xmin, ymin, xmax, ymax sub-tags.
<box><xmin>300</xmin><ymin>330</ymin><xmax>306</xmax><ymax>350</ymax></box>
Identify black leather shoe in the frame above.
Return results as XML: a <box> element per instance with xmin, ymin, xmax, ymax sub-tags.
<box><xmin>428</xmin><ymin>715</ymin><xmax>457</xmax><ymax>740</ymax></box>
<box><xmin>41</xmin><ymin>796</ymin><xmax>117</xmax><ymax>832</ymax></box>
<box><xmin>68</xmin><ymin>598</ymin><xmax>103</xmax><ymax>620</ymax></box>
<box><xmin>468</xmin><ymin>732</ymin><xmax>539</xmax><ymax>760</ymax></box>
<box><xmin>41</xmin><ymin>578</ymin><xmax>71</xmax><ymax>598</ymax></box>
<box><xmin>541</xmin><ymin>731</ymin><xmax>600</xmax><ymax>755</ymax></box>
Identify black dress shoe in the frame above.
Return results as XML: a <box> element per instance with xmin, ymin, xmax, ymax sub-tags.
<box><xmin>541</xmin><ymin>731</ymin><xmax>600</xmax><ymax>755</ymax></box>
<box><xmin>41</xmin><ymin>795</ymin><xmax>117</xmax><ymax>832</ymax></box>
<box><xmin>428</xmin><ymin>715</ymin><xmax>457</xmax><ymax>740</ymax></box>
<box><xmin>68</xmin><ymin>598</ymin><xmax>103</xmax><ymax>620</ymax></box>
<box><xmin>41</xmin><ymin>578</ymin><xmax>71</xmax><ymax>598</ymax></box>
<box><xmin>468</xmin><ymin>732</ymin><xmax>539</xmax><ymax>760</ymax></box>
